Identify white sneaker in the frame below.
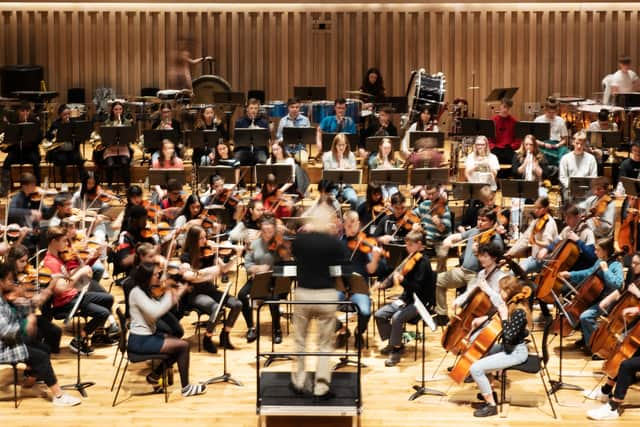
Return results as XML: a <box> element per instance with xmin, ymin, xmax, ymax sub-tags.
<box><xmin>53</xmin><ymin>393</ymin><xmax>81</xmax><ymax>407</ymax></box>
<box><xmin>587</xmin><ymin>403</ymin><xmax>619</xmax><ymax>420</ymax></box>
<box><xmin>583</xmin><ymin>388</ymin><xmax>608</xmax><ymax>402</ymax></box>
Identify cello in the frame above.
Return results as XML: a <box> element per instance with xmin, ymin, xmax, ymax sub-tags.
<box><xmin>449</xmin><ymin>314</ymin><xmax>503</xmax><ymax>383</ymax></box>
<box><xmin>617</xmin><ymin>196</ymin><xmax>639</xmax><ymax>256</ymax></box>
<box><xmin>602</xmin><ymin>318</ymin><xmax>640</xmax><ymax>379</ymax></box>
<box><xmin>535</xmin><ymin>238</ymin><xmax>580</xmax><ymax>303</ymax></box>
<box><xmin>590</xmin><ymin>289</ymin><xmax>640</xmax><ymax>359</ymax></box>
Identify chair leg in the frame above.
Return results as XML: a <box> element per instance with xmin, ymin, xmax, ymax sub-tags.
<box><xmin>196</xmin><ymin>314</ymin><xmax>202</xmax><ymax>352</ymax></box>
<box><xmin>112</xmin><ymin>360</ymin><xmax>129</xmax><ymax>407</ymax></box>
<box><xmin>111</xmin><ymin>351</ymin><xmax>125</xmax><ymax>392</ymax></box>
<box><xmin>13</xmin><ymin>363</ymin><xmax>18</xmax><ymax>409</ymax></box>
<box><xmin>500</xmin><ymin>370</ymin><xmax>507</xmax><ymax>414</ymax></box>
<box><xmin>162</xmin><ymin>361</ymin><xmax>168</xmax><ymax>403</ymax></box>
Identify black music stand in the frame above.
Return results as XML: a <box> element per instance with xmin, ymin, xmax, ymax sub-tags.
<box><xmin>410</xmin><ymin>168</ymin><xmax>449</xmax><ymax>187</ymax></box>
<box><xmin>484</xmin><ymin>87</ymin><xmax>519</xmax><ymax>103</ymax></box>
<box><xmin>143</xmin><ymin>129</ymin><xmax>180</xmax><ymax>163</ymax></box>
<box><xmin>334</xmin><ymin>272</ymin><xmax>370</xmax><ymax>370</ymax></box>
<box><xmin>451</xmin><ymin>182</ymin><xmax>488</xmax><ymax>201</ymax></box>
<box><xmin>366</xmin><ymin>136</ymin><xmax>401</xmax><ymax>153</ymax></box>
<box><xmin>568</xmin><ymin>177</ymin><xmax>598</xmax><ymax>202</ymax></box>
<box><xmin>100</xmin><ymin>126</ymin><xmax>136</xmax><ymax>148</ymax></box>
<box><xmin>57</xmin><ymin>120</ymin><xmax>92</xmax><ymax>157</ymax></box>
<box><xmin>369</xmin><ymin>168</ymin><xmax>407</xmax><ymax>187</ymax></box>
<box><xmin>61</xmin><ymin>285</ymin><xmax>95</xmax><ymax>397</ymax></box>
<box><xmin>459</xmin><ymin>118</ymin><xmax>496</xmax><ymax>139</ymax></box>
<box><xmin>409</xmin><ymin>295</ymin><xmax>445</xmax><ymax>401</ymax></box>
<box><xmin>586</xmin><ymin>130</ymin><xmax>623</xmax><ymax>149</ymax></box>
<box><xmin>614</xmin><ymin>92</ymin><xmax>640</xmax><ymax>109</ymax></box>
<box><xmin>206</xmin><ymin>206</ymin><xmax>231</xmax><ymax>226</ymax></box>
<box><xmin>255</xmin><ymin>164</ymin><xmax>294</xmax><ymax>186</ymax></box>
<box><xmin>3</xmin><ymin>122</ymin><xmax>40</xmax><ymax>150</ymax></box>
<box><xmin>514</xmin><ymin>121</ymin><xmax>551</xmax><ymax>141</ymax></box>
<box><xmin>199</xmin><ymin>165</ymin><xmax>237</xmax><ymax>186</ymax></box>
<box><xmin>282</xmin><ymin>126</ymin><xmax>315</xmax><ymax>163</ymax></box>
<box><xmin>620</xmin><ymin>176</ymin><xmax>640</xmax><ymax>196</ymax></box>
<box><xmin>322</xmin><ymin>169</ymin><xmax>362</xmax><ymax>187</ymax></box>
<box><xmin>293</xmin><ymin>86</ymin><xmax>327</xmax><ymax>101</ymax></box>
<box><xmin>191</xmin><ymin>129</ymin><xmax>221</xmax><ymax>150</ymax></box>
<box><xmin>234</xmin><ymin>128</ymin><xmax>270</xmax><ymax>152</ymax></box>
<box><xmin>321</xmin><ymin>132</ymin><xmax>360</xmax><ymax>153</ymax></box>
<box><xmin>409</xmin><ymin>131</ymin><xmax>445</xmax><ymax>150</ymax></box>
<box><xmin>204</xmin><ymin>302</ymin><xmax>243</xmax><ymax>387</ymax></box>
<box><xmin>148</xmin><ymin>169</ymin><xmax>186</xmax><ymax>187</ymax></box>
<box><xmin>382</xmin><ymin>243</ymin><xmax>408</xmax><ymax>270</ymax></box>
<box><xmin>548</xmin><ymin>289</ymin><xmax>583</xmax><ymax>395</ymax></box>
<box><xmin>280</xmin><ymin>216</ymin><xmax>312</xmax><ymax>233</ymax></box>
<box><xmin>500</xmin><ymin>179</ymin><xmax>538</xmax><ymax>201</ymax></box>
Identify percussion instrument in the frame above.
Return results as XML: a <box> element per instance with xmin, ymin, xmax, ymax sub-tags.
<box><xmin>157</xmin><ymin>89</ymin><xmax>182</xmax><ymax>100</ymax></box>
<box><xmin>405</xmin><ymin>69</ymin><xmax>446</xmax><ymax>124</ymax></box>
<box><xmin>267</xmin><ymin>100</ymin><xmax>287</xmax><ymax>118</ymax></box>
<box><xmin>127</xmin><ymin>96</ymin><xmax>161</xmax><ymax>104</ymax></box>
<box><xmin>12</xmin><ymin>90</ymin><xmax>59</xmax><ymax>103</ymax></box>
<box><xmin>345</xmin><ymin>98</ymin><xmax>362</xmax><ymax>123</ymax></box>
<box><xmin>578</xmin><ymin>104</ymin><xmax>624</xmax><ymax>114</ymax></box>
<box><xmin>67</xmin><ymin>103</ymin><xmax>86</xmax><ymax>118</ymax></box>
<box><xmin>191</xmin><ymin>74</ymin><xmax>232</xmax><ymax>104</ymax></box>
<box><xmin>556</xmin><ymin>96</ymin><xmax>585</xmax><ymax>103</ymax></box>
<box><xmin>345</xmin><ymin>90</ymin><xmax>374</xmax><ymax>98</ymax></box>
<box><xmin>569</xmin><ymin>99</ymin><xmax>597</xmax><ymax>107</ymax></box>
<box><xmin>299</xmin><ymin>102</ymin><xmax>311</xmax><ymax>118</ymax></box>
<box><xmin>311</xmin><ymin>100</ymin><xmax>334</xmax><ymax>124</ymax></box>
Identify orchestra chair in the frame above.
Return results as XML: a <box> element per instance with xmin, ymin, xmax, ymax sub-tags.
<box><xmin>189</xmin><ymin>306</ymin><xmax>209</xmax><ymax>353</ymax></box>
<box><xmin>0</xmin><ymin>361</ymin><xmax>23</xmax><ymax>408</ymax></box>
<box><xmin>111</xmin><ymin>308</ymin><xmax>170</xmax><ymax>406</ymax></box>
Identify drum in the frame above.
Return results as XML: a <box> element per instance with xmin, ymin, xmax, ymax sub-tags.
<box><xmin>405</xmin><ymin>69</ymin><xmax>446</xmax><ymax>123</ymax></box>
<box><xmin>577</xmin><ymin>104</ymin><xmax>624</xmax><ymax>114</ymax></box>
<box><xmin>67</xmin><ymin>103</ymin><xmax>86</xmax><ymax>118</ymax></box>
<box><xmin>345</xmin><ymin>99</ymin><xmax>362</xmax><ymax>123</ymax></box>
<box><xmin>300</xmin><ymin>102</ymin><xmax>311</xmax><ymax>118</ymax></box>
<box><xmin>311</xmin><ymin>101</ymin><xmax>334</xmax><ymax>124</ymax></box>
<box><xmin>268</xmin><ymin>100</ymin><xmax>287</xmax><ymax>118</ymax></box>
<box><xmin>191</xmin><ymin>74</ymin><xmax>232</xmax><ymax>104</ymax></box>
<box><xmin>157</xmin><ymin>89</ymin><xmax>182</xmax><ymax>100</ymax></box>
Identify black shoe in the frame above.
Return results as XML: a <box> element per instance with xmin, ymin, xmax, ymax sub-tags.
<box><xmin>473</xmin><ymin>404</ymin><xmax>498</xmax><ymax>417</ymax></box>
<box><xmin>591</xmin><ymin>354</ymin><xmax>604</xmax><ymax>361</ymax></box>
<box><xmin>69</xmin><ymin>338</ymin><xmax>94</xmax><ymax>356</ymax></box>
<box><xmin>91</xmin><ymin>332</ymin><xmax>118</xmax><ymax>346</ymax></box>
<box><xmin>246</xmin><ymin>328</ymin><xmax>258</xmax><ymax>343</ymax></box>
<box><xmin>219</xmin><ymin>331</ymin><xmax>235</xmax><ymax>350</ymax></box>
<box><xmin>435</xmin><ymin>314</ymin><xmax>450</xmax><ymax>327</ymax></box>
<box><xmin>574</xmin><ymin>338</ymin><xmax>585</xmax><ymax>348</ymax></box>
<box><xmin>146</xmin><ymin>372</ymin><xmax>160</xmax><ymax>385</ymax></box>
<box><xmin>273</xmin><ymin>329</ymin><xmax>282</xmax><ymax>345</ymax></box>
<box><xmin>384</xmin><ymin>349</ymin><xmax>402</xmax><ymax>367</ymax></box>
<box><xmin>446</xmin><ymin>365</ymin><xmax>454</xmax><ymax>372</ymax></box>
<box><xmin>476</xmin><ymin>391</ymin><xmax>498</xmax><ymax>403</ymax></box>
<box><xmin>464</xmin><ymin>375</ymin><xmax>474</xmax><ymax>383</ymax></box>
<box><xmin>335</xmin><ymin>329</ymin><xmax>350</xmax><ymax>348</ymax></box>
<box><xmin>380</xmin><ymin>344</ymin><xmax>403</xmax><ymax>355</ymax></box>
<box><xmin>203</xmin><ymin>335</ymin><xmax>218</xmax><ymax>353</ymax></box>
<box><xmin>354</xmin><ymin>333</ymin><xmax>364</xmax><ymax>350</ymax></box>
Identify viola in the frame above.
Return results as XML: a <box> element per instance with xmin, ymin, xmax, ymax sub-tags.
<box><xmin>590</xmin><ymin>194</ymin><xmax>613</xmax><ymax>218</ymax></box>
<box><xmin>378</xmin><ymin>251</ymin><xmax>423</xmax><ymax>290</ymax></box>
<box><xmin>218</xmin><ymin>188</ymin><xmax>240</xmax><ymax>208</ymax></box>
<box><xmin>590</xmin><ymin>289</ymin><xmax>639</xmax><ymax>359</ymax></box>
<box><xmin>28</xmin><ymin>187</ymin><xmax>57</xmax><ymax>203</ymax></box>
<box><xmin>347</xmin><ymin>232</ymin><xmax>390</xmax><ymax>258</ymax></box>
<box><xmin>142</xmin><ymin>200</ymin><xmax>162</xmax><ymax>219</ymax></box>
<box><xmin>141</xmin><ymin>221</ymin><xmax>156</xmax><ymax>239</ymax></box>
<box><xmin>268</xmin><ymin>234</ymin><xmax>293</xmax><ymax>261</ymax></box>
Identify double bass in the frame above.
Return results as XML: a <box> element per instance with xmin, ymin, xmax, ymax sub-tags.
<box><xmin>590</xmin><ymin>289</ymin><xmax>640</xmax><ymax>359</ymax></box>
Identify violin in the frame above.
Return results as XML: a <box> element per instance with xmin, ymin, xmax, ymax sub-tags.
<box><xmin>429</xmin><ymin>194</ymin><xmax>447</xmax><ymax>217</ymax></box>
<box><xmin>141</xmin><ymin>221</ymin><xmax>157</xmax><ymax>239</ymax></box>
<box><xmin>590</xmin><ymin>194</ymin><xmax>613</xmax><ymax>218</ymax></box>
<box><xmin>395</xmin><ymin>210</ymin><xmax>421</xmax><ymax>232</ymax></box>
<box><xmin>378</xmin><ymin>250</ymin><xmax>423</xmax><ymax>290</ymax></box>
<box><xmin>529</xmin><ymin>213</ymin><xmax>550</xmax><ymax>246</ymax></box>
<box><xmin>218</xmin><ymin>188</ymin><xmax>240</xmax><ymax>208</ymax></box>
<box><xmin>347</xmin><ymin>232</ymin><xmax>390</xmax><ymax>258</ymax></box>
<box><xmin>268</xmin><ymin>233</ymin><xmax>293</xmax><ymax>261</ymax></box>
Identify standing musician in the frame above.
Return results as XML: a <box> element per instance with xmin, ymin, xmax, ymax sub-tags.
<box><xmin>559</xmin><ymin>131</ymin><xmax>598</xmax><ymax>202</ymax></box>
<box><xmin>373</xmin><ymin>192</ymin><xmax>415</xmax><ymax>245</ymax></box>
<box><xmin>338</xmin><ymin>211</ymin><xmax>382</xmax><ymax>349</ymax></box>
<box><xmin>1</xmin><ymin>101</ymin><xmax>42</xmax><ymax>191</ymax></box>
<box><xmin>466</xmin><ymin>276</ymin><xmax>532</xmax><ymax>418</ymax></box>
<box><xmin>180</xmin><ymin>225</ymin><xmax>241</xmax><ymax>353</ymax></box>
<box><xmin>356</xmin><ymin>182</ymin><xmax>386</xmax><ymax>237</ymax></box>
<box><xmin>577</xmin><ymin>177</ymin><xmax>615</xmax><ymax>239</ymax></box>
<box><xmin>490</xmin><ymin>98</ymin><xmax>520</xmax><ymax>172</ymax></box>
<box><xmin>237</xmin><ymin>217</ymin><xmax>286</xmax><ymax>344</ymax></box>
<box><xmin>234</xmin><ymin>98</ymin><xmax>269</xmax><ymax>165</ymax></box>
<box><xmin>505</xmin><ymin>196</ymin><xmax>558</xmax><ymax>274</ymax></box>
<box><xmin>434</xmin><ymin>208</ymin><xmax>503</xmax><ymax>325</ymax></box>
<box><xmin>374</xmin><ymin>230</ymin><xmax>434</xmax><ymax>367</ymax></box>
<box><xmin>0</xmin><ymin>263</ymin><xmax>82</xmax><ymax>407</ymax></box>
<box><xmin>400</xmin><ymin>104</ymin><xmax>438</xmax><ymax>158</ymax></box>
<box><xmin>315</xmin><ymin>98</ymin><xmax>357</xmax><ymax>160</ymax></box>
<box><xmin>535</xmin><ymin>99</ymin><xmax>569</xmax><ymax>167</ymax></box>
<box><xmin>415</xmin><ymin>183</ymin><xmax>452</xmax><ymax>273</ymax></box>
<box><xmin>127</xmin><ymin>262</ymin><xmax>207</xmax><ymax>397</ymax></box>
<box><xmin>558</xmin><ymin>237</ymin><xmax>623</xmax><ymax>357</ymax></box>
<box><xmin>603</xmin><ymin>55</ymin><xmax>640</xmax><ymax>105</ymax></box>
<box><xmin>360</xmin><ymin>67</ymin><xmax>387</xmax><ymax>103</ymax></box>
<box><xmin>276</xmin><ymin>97</ymin><xmax>311</xmax><ymax>162</ymax></box>
<box><xmin>46</xmin><ymin>104</ymin><xmax>86</xmax><ymax>184</ymax></box>
<box><xmin>100</xmin><ymin>101</ymin><xmax>134</xmax><ymax>188</ymax></box>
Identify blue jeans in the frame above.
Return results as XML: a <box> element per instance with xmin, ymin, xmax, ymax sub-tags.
<box><xmin>337</xmin><ymin>291</ymin><xmax>371</xmax><ymax>334</ymax></box>
<box><xmin>520</xmin><ymin>256</ymin><xmax>543</xmax><ymax>274</ymax></box>
<box><xmin>470</xmin><ymin>343</ymin><xmax>529</xmax><ymax>395</ymax></box>
<box><xmin>331</xmin><ymin>186</ymin><xmax>358</xmax><ymax>211</ymax></box>
<box><xmin>580</xmin><ymin>302</ymin><xmax>601</xmax><ymax>350</ymax></box>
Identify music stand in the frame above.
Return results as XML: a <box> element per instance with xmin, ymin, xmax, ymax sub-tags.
<box><xmin>586</xmin><ymin>130</ymin><xmax>623</xmax><ymax>149</ymax></box>
<box><xmin>620</xmin><ymin>176</ymin><xmax>640</xmax><ymax>196</ymax></box>
<box><xmin>409</xmin><ymin>131</ymin><xmax>445</xmax><ymax>150</ymax></box>
<box><xmin>451</xmin><ymin>182</ymin><xmax>488</xmax><ymax>201</ymax></box>
<box><xmin>255</xmin><ymin>164</ymin><xmax>294</xmax><ymax>186</ymax></box>
<box><xmin>514</xmin><ymin>121</ymin><xmax>551</xmax><ymax>141</ymax></box>
<box><xmin>148</xmin><ymin>169</ymin><xmax>186</xmax><ymax>187</ymax></box>
<box><xmin>234</xmin><ymin>128</ymin><xmax>270</xmax><ymax>151</ymax></box>
<box><xmin>191</xmin><ymin>129</ymin><xmax>221</xmax><ymax>150</ymax></box>
<box><xmin>280</xmin><ymin>217</ymin><xmax>312</xmax><ymax>233</ymax></box>
<box><xmin>409</xmin><ymin>294</ymin><xmax>445</xmax><ymax>400</ymax></box>
<box><xmin>199</xmin><ymin>165</ymin><xmax>237</xmax><ymax>186</ymax></box>
<box><xmin>57</xmin><ymin>120</ymin><xmax>92</xmax><ymax>156</ymax></box>
<box><xmin>334</xmin><ymin>272</ymin><xmax>370</xmax><ymax>370</ymax></box>
<box><xmin>568</xmin><ymin>177</ymin><xmax>598</xmax><ymax>202</ymax></box>
<box><xmin>369</xmin><ymin>168</ymin><xmax>408</xmax><ymax>186</ymax></box>
<box><xmin>282</xmin><ymin>126</ymin><xmax>315</xmax><ymax>163</ymax></box>
<box><xmin>484</xmin><ymin>87</ymin><xmax>519</xmax><ymax>103</ymax></box>
<box><xmin>459</xmin><ymin>118</ymin><xmax>496</xmax><ymax>139</ymax></box>
<box><xmin>410</xmin><ymin>168</ymin><xmax>449</xmax><ymax>187</ymax></box>
<box><xmin>3</xmin><ymin>122</ymin><xmax>40</xmax><ymax>150</ymax></box>
<box><xmin>293</xmin><ymin>86</ymin><xmax>327</xmax><ymax>101</ymax></box>
<box><xmin>614</xmin><ymin>92</ymin><xmax>640</xmax><ymax>109</ymax></box>
<box><xmin>366</xmin><ymin>136</ymin><xmax>401</xmax><ymax>153</ymax></box>
<box><xmin>322</xmin><ymin>169</ymin><xmax>362</xmax><ymax>187</ymax></box>
<box><xmin>382</xmin><ymin>243</ymin><xmax>408</xmax><ymax>269</ymax></box>
<box><xmin>213</xmin><ymin>91</ymin><xmax>245</xmax><ymax>106</ymax></box>
<box><xmin>321</xmin><ymin>132</ymin><xmax>359</xmax><ymax>153</ymax></box>
<box><xmin>205</xmin><ymin>206</ymin><xmax>231</xmax><ymax>226</ymax></box>
<box><xmin>548</xmin><ymin>289</ymin><xmax>583</xmax><ymax>395</ymax></box>
<box><xmin>143</xmin><ymin>129</ymin><xmax>180</xmax><ymax>154</ymax></box>
<box><xmin>501</xmin><ymin>179</ymin><xmax>539</xmax><ymax>236</ymax></box>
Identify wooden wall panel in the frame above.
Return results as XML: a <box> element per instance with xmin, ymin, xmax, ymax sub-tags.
<box><xmin>2</xmin><ymin>5</ymin><xmax>640</xmax><ymax>118</ymax></box>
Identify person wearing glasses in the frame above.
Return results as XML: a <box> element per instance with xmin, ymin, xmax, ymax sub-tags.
<box><xmin>465</xmin><ymin>135</ymin><xmax>500</xmax><ymax>191</ymax></box>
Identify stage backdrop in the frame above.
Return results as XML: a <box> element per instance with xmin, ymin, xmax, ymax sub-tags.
<box><xmin>1</xmin><ymin>3</ymin><xmax>639</xmax><ymax>117</ymax></box>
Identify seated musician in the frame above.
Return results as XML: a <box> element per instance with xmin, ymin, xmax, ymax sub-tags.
<box><xmin>255</xmin><ymin>173</ymin><xmax>293</xmax><ymax>219</ymax></box>
<box><xmin>434</xmin><ymin>208</ymin><xmax>503</xmax><ymax>325</ymax></box>
<box><xmin>558</xmin><ymin>237</ymin><xmax>623</xmax><ymax>358</ymax></box>
<box><xmin>315</xmin><ymin>98</ymin><xmax>357</xmax><ymax>160</ymax></box>
<box><xmin>535</xmin><ymin>99</ymin><xmax>569</xmax><ymax>167</ymax></box>
<box><xmin>577</xmin><ymin>177</ymin><xmax>615</xmax><ymax>239</ymax></box>
<box><xmin>111</xmin><ymin>184</ymin><xmax>144</xmax><ymax>234</ymax></box>
<box><xmin>229</xmin><ymin>199</ymin><xmax>265</xmax><ymax>244</ymax></box>
<box><xmin>200</xmin><ymin>174</ymin><xmax>242</xmax><ymax>230</ymax></box>
<box><xmin>275</xmin><ymin>97</ymin><xmax>311</xmax><ymax>162</ymax></box>
<box><xmin>490</xmin><ymin>97</ymin><xmax>520</xmax><ymax>171</ymax></box>
<box><xmin>405</xmin><ymin>137</ymin><xmax>445</xmax><ymax>172</ymax></box>
<box><xmin>465</xmin><ymin>136</ymin><xmax>500</xmax><ymax>191</ymax></box>
<box><xmin>48</xmin><ymin>192</ymin><xmax>73</xmax><ymax>228</ymax></box>
<box><xmin>203</xmin><ymin>141</ymin><xmax>240</xmax><ymax>169</ymax></box>
<box><xmin>322</xmin><ymin>133</ymin><xmax>359</xmax><ymax>210</ymax></box>
<box><xmin>8</xmin><ymin>173</ymin><xmax>45</xmax><ymax>251</ymax></box>
<box><xmin>558</xmin><ymin>131</ymin><xmax>597</xmax><ymax>201</ymax></box>
<box><xmin>361</xmin><ymin>106</ymin><xmax>397</xmax><ymax>160</ymax></box>
<box><xmin>46</xmin><ymin>104</ymin><xmax>86</xmax><ymax>184</ymax></box>
<box><xmin>466</xmin><ymin>275</ymin><xmax>532</xmax><ymax>418</ymax></box>
<box><xmin>400</xmin><ymin>104</ymin><xmax>438</xmax><ymax>158</ymax></box>
<box><xmin>194</xmin><ymin>105</ymin><xmax>227</xmax><ymax>167</ymax></box>
<box><xmin>113</xmin><ymin>205</ymin><xmax>157</xmax><ymax>276</ymax></box>
<box><xmin>71</xmin><ymin>172</ymin><xmax>111</xmax><ymax>242</ymax></box>
<box><xmin>154</xmin><ymin>178</ymin><xmax>185</xmax><ymax>226</ymax></box>
<box><xmin>99</xmin><ymin>101</ymin><xmax>134</xmax><ymax>187</ymax></box>
<box><xmin>356</xmin><ymin>182</ymin><xmax>386</xmax><ymax>237</ymax></box>
<box><xmin>1</xmin><ymin>102</ymin><xmax>42</xmax><ymax>192</ymax></box>
<box><xmin>266</xmin><ymin>141</ymin><xmax>297</xmax><ymax>194</ymax></box>
<box><xmin>152</xmin><ymin>139</ymin><xmax>184</xmax><ymax>169</ymax></box>
<box><xmin>505</xmin><ymin>196</ymin><xmax>558</xmax><ymax>274</ymax></box>
<box><xmin>415</xmin><ymin>183</ymin><xmax>452</xmax><ymax>272</ymax></box>
<box><xmin>0</xmin><ymin>263</ymin><xmax>82</xmax><ymax>407</ymax></box>
<box><xmin>237</xmin><ymin>218</ymin><xmax>287</xmax><ymax>344</ymax></box>
<box><xmin>234</xmin><ymin>98</ymin><xmax>269</xmax><ymax>165</ymax></box>
<box><xmin>373</xmin><ymin>192</ymin><xmax>413</xmax><ymax>245</ymax></box>
<box><xmin>617</xmin><ymin>141</ymin><xmax>640</xmax><ymax>250</ymax></box>
<box><xmin>374</xmin><ymin>230</ymin><xmax>434</xmax><ymax>367</ymax></box>
<box><xmin>43</xmin><ymin>226</ymin><xmax>114</xmax><ymax>356</ymax></box>
<box><xmin>151</xmin><ymin>102</ymin><xmax>181</xmax><ymax>132</ymax></box>
<box><xmin>338</xmin><ymin>211</ymin><xmax>382</xmax><ymax>349</ymax></box>
<box><xmin>180</xmin><ymin>225</ymin><xmax>240</xmax><ymax>352</ymax></box>
<box><xmin>457</xmin><ymin>184</ymin><xmax>495</xmax><ymax>233</ymax></box>
<box><xmin>369</xmin><ymin>137</ymin><xmax>402</xmax><ymax>198</ymax></box>
<box><xmin>127</xmin><ymin>261</ymin><xmax>207</xmax><ymax>397</ymax></box>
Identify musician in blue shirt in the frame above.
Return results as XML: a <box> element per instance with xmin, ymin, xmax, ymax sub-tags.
<box><xmin>315</xmin><ymin>98</ymin><xmax>356</xmax><ymax>159</ymax></box>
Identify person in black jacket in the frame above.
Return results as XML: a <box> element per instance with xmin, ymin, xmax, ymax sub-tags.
<box><xmin>374</xmin><ymin>230</ymin><xmax>435</xmax><ymax>367</ymax></box>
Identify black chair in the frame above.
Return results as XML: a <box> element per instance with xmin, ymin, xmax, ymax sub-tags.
<box><xmin>111</xmin><ymin>308</ymin><xmax>170</xmax><ymax>406</ymax></box>
<box><xmin>189</xmin><ymin>306</ymin><xmax>209</xmax><ymax>352</ymax></box>
<box><xmin>0</xmin><ymin>361</ymin><xmax>21</xmax><ymax>408</ymax></box>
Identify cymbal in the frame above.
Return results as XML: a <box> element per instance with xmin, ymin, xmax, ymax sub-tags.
<box><xmin>127</xmin><ymin>95</ymin><xmax>161</xmax><ymax>104</ymax></box>
<box><xmin>556</xmin><ymin>96</ymin><xmax>585</xmax><ymax>103</ymax></box>
<box><xmin>345</xmin><ymin>90</ymin><xmax>374</xmax><ymax>98</ymax></box>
